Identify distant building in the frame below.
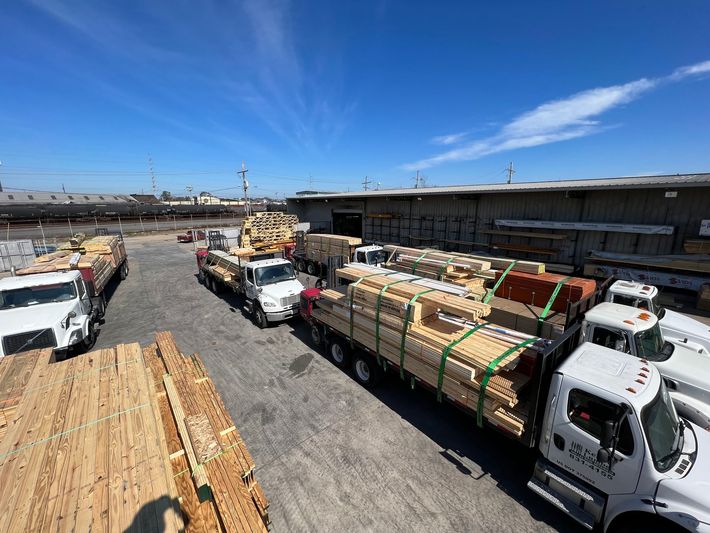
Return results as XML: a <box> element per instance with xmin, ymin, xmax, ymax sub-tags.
<box><xmin>0</xmin><ymin>191</ymin><xmax>133</xmax><ymax>205</ymax></box>
<box><xmin>130</xmin><ymin>194</ymin><xmax>163</xmax><ymax>205</ymax></box>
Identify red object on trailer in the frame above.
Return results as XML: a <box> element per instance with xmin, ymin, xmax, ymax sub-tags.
<box><xmin>299</xmin><ymin>288</ymin><xmax>322</xmax><ymax>320</ymax></box>
<box><xmin>493</xmin><ymin>271</ymin><xmax>597</xmax><ymax>313</ymax></box>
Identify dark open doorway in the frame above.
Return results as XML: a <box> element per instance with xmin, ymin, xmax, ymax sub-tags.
<box><xmin>332</xmin><ymin>212</ymin><xmax>362</xmax><ymax>238</ymax></box>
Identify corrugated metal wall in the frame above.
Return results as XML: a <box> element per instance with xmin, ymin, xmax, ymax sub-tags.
<box><xmin>287</xmin><ymin>186</ymin><xmax>710</xmax><ymax>267</ymax></box>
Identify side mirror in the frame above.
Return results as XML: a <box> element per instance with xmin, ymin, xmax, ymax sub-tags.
<box><xmin>596</xmin><ymin>448</ymin><xmax>610</xmax><ymax>464</ymax></box>
<box><xmin>599</xmin><ymin>419</ymin><xmax>615</xmax><ymax>449</ymax></box>
<box><xmin>68</xmin><ymin>311</ymin><xmax>77</xmax><ymax>319</ymax></box>
<box><xmin>614</xmin><ymin>339</ymin><xmax>627</xmax><ymax>352</ymax></box>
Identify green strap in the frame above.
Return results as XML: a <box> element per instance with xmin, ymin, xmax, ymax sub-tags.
<box><xmin>437</xmin><ymin>257</ymin><xmax>456</xmax><ymax>281</ymax></box>
<box><xmin>437</xmin><ymin>322</ymin><xmax>489</xmax><ymax>401</ymax></box>
<box><xmin>399</xmin><ymin>288</ymin><xmax>436</xmax><ymax>379</ymax></box>
<box><xmin>477</xmin><ymin>337</ymin><xmax>538</xmax><ymax>427</ymax></box>
<box><xmin>411</xmin><ymin>251</ymin><xmax>431</xmax><ymax>274</ymax></box>
<box><xmin>483</xmin><ymin>261</ymin><xmax>517</xmax><ymax>304</ymax></box>
<box><xmin>536</xmin><ymin>276</ymin><xmax>572</xmax><ymax>336</ymax></box>
<box><xmin>349</xmin><ymin>273</ymin><xmax>387</xmax><ymax>347</ymax></box>
<box><xmin>375</xmin><ymin>278</ymin><xmax>415</xmax><ymax>364</ymax></box>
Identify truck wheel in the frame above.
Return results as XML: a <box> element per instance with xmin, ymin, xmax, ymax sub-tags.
<box><xmin>96</xmin><ymin>294</ymin><xmax>106</xmax><ymax>317</ymax></box>
<box><xmin>80</xmin><ymin>323</ymin><xmax>97</xmax><ymax>352</ymax></box>
<box><xmin>328</xmin><ymin>338</ymin><xmax>351</xmax><ymax>368</ymax></box>
<box><xmin>197</xmin><ymin>270</ymin><xmax>205</xmax><ymax>284</ymax></box>
<box><xmin>254</xmin><ymin>306</ymin><xmax>268</xmax><ymax>329</ymax></box>
<box><xmin>352</xmin><ymin>353</ymin><xmax>380</xmax><ymax>388</ymax></box>
<box><xmin>306</xmin><ymin>262</ymin><xmax>316</xmax><ymax>276</ymax></box>
<box><xmin>297</xmin><ymin>260</ymin><xmax>306</xmax><ymax>272</ymax></box>
<box><xmin>119</xmin><ymin>262</ymin><xmax>128</xmax><ymax>280</ymax></box>
<box><xmin>310</xmin><ymin>325</ymin><xmax>323</xmax><ymax>347</ymax></box>
<box><xmin>212</xmin><ymin>279</ymin><xmax>222</xmax><ymax>294</ymax></box>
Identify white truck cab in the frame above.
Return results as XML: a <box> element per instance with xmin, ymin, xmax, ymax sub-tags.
<box><xmin>582</xmin><ymin>302</ymin><xmax>710</xmax><ymax>428</ymax></box>
<box><xmin>606</xmin><ymin>280</ymin><xmax>710</xmax><ymax>354</ymax></box>
<box><xmin>0</xmin><ymin>271</ymin><xmax>97</xmax><ymax>358</ymax></box>
<box><xmin>531</xmin><ymin>343</ymin><xmax>710</xmax><ymax>532</ymax></box>
<box><xmin>352</xmin><ymin>245</ymin><xmax>389</xmax><ymax>267</ymax></box>
<box><xmin>243</xmin><ymin>258</ymin><xmax>305</xmax><ymax>327</ymax></box>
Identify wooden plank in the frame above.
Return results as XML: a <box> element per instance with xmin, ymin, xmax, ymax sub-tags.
<box><xmin>186</xmin><ymin>413</ymin><xmax>221</xmax><ymax>463</ymax></box>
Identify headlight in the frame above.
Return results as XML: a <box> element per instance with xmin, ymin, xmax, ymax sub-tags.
<box><xmin>69</xmin><ymin>330</ymin><xmax>83</xmax><ymax>344</ymax></box>
<box><xmin>262</xmin><ymin>300</ymin><xmax>276</xmax><ymax>308</ymax></box>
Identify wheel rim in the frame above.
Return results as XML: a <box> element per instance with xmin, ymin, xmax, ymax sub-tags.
<box><xmin>311</xmin><ymin>327</ymin><xmax>321</xmax><ymax>345</ymax></box>
<box><xmin>307</xmin><ymin>264</ymin><xmax>315</xmax><ymax>275</ymax></box>
<box><xmin>355</xmin><ymin>360</ymin><xmax>370</xmax><ymax>381</ymax></box>
<box><xmin>331</xmin><ymin>343</ymin><xmax>344</xmax><ymax>363</ymax></box>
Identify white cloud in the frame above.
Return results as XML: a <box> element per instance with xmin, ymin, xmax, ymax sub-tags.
<box><xmin>431</xmin><ymin>132</ymin><xmax>468</xmax><ymax>145</ymax></box>
<box><xmin>404</xmin><ymin>59</ymin><xmax>710</xmax><ymax>171</ymax></box>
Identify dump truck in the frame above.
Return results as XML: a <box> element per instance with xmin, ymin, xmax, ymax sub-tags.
<box><xmin>604</xmin><ymin>280</ymin><xmax>710</xmax><ymax>353</ymax></box>
<box><xmin>289</xmin><ymin>232</ymin><xmax>388</xmax><ymax>276</ymax></box>
<box><xmin>0</xmin><ymin>239</ymin><xmax>129</xmax><ymax>358</ymax></box>
<box><xmin>196</xmin><ymin>249</ymin><xmax>304</xmax><ymax>328</ymax></box>
<box><xmin>300</xmin><ymin>287</ymin><xmax>710</xmax><ymax>532</ymax></box>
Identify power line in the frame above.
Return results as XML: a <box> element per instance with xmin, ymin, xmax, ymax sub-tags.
<box><xmin>362</xmin><ymin>175</ymin><xmax>372</xmax><ymax>191</ymax></box>
<box><xmin>506</xmin><ymin>161</ymin><xmax>515</xmax><ymax>184</ymax></box>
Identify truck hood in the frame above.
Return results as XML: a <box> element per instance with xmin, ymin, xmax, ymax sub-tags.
<box><xmin>656</xmin><ymin>423</ymin><xmax>710</xmax><ymax>528</ymax></box>
<box><xmin>661</xmin><ymin>309</ymin><xmax>710</xmax><ymax>347</ymax></box>
<box><xmin>0</xmin><ymin>301</ymin><xmax>76</xmax><ymax>336</ymax></box>
<box><xmin>657</xmin><ymin>342</ymin><xmax>710</xmax><ymax>391</ymax></box>
<box><xmin>260</xmin><ymin>278</ymin><xmax>304</xmax><ymax>298</ymax></box>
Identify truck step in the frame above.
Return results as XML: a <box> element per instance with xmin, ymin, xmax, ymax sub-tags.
<box><xmin>538</xmin><ymin>464</ymin><xmax>605</xmax><ymax>508</ymax></box>
<box><xmin>527</xmin><ymin>477</ymin><xmax>595</xmax><ymax>531</ymax></box>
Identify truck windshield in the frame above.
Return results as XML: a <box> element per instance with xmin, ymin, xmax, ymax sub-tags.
<box><xmin>0</xmin><ymin>282</ymin><xmax>77</xmax><ymax>309</ymax></box>
<box><xmin>634</xmin><ymin>323</ymin><xmax>673</xmax><ymax>362</ymax></box>
<box><xmin>642</xmin><ymin>383</ymin><xmax>683</xmax><ymax>473</ymax></box>
<box><xmin>366</xmin><ymin>250</ymin><xmax>389</xmax><ymax>265</ymax></box>
<box><xmin>255</xmin><ymin>264</ymin><xmax>296</xmax><ymax>286</ymax></box>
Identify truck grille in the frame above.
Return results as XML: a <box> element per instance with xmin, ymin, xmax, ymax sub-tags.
<box><xmin>280</xmin><ymin>294</ymin><xmax>300</xmax><ymax>308</ymax></box>
<box><xmin>2</xmin><ymin>329</ymin><xmax>57</xmax><ymax>355</ymax></box>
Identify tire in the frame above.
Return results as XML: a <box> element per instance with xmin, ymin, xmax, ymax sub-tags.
<box><xmin>197</xmin><ymin>270</ymin><xmax>205</xmax><ymax>284</ymax></box>
<box><xmin>119</xmin><ymin>262</ymin><xmax>128</xmax><ymax>280</ymax></box>
<box><xmin>254</xmin><ymin>306</ymin><xmax>268</xmax><ymax>329</ymax></box>
<box><xmin>297</xmin><ymin>260</ymin><xmax>306</xmax><ymax>272</ymax></box>
<box><xmin>212</xmin><ymin>279</ymin><xmax>222</xmax><ymax>294</ymax></box>
<box><xmin>79</xmin><ymin>323</ymin><xmax>97</xmax><ymax>353</ymax></box>
<box><xmin>328</xmin><ymin>338</ymin><xmax>351</xmax><ymax>368</ymax></box>
<box><xmin>95</xmin><ymin>294</ymin><xmax>106</xmax><ymax>317</ymax></box>
<box><xmin>310</xmin><ymin>325</ymin><xmax>323</xmax><ymax>347</ymax></box>
<box><xmin>352</xmin><ymin>353</ymin><xmax>380</xmax><ymax>388</ymax></box>
<box><xmin>306</xmin><ymin>262</ymin><xmax>316</xmax><ymax>276</ymax></box>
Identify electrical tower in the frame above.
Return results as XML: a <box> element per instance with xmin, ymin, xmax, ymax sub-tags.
<box><xmin>362</xmin><ymin>175</ymin><xmax>372</xmax><ymax>191</ymax></box>
<box><xmin>239</xmin><ymin>161</ymin><xmax>250</xmax><ymax>216</ymax></box>
<box><xmin>148</xmin><ymin>155</ymin><xmax>158</xmax><ymax>197</ymax></box>
<box><xmin>413</xmin><ymin>170</ymin><xmax>426</xmax><ymax>188</ymax></box>
<box><xmin>506</xmin><ymin>162</ymin><xmax>515</xmax><ymax>184</ymax></box>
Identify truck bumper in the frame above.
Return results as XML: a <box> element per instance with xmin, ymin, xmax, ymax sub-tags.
<box><xmin>266</xmin><ymin>306</ymin><xmax>299</xmax><ymax>322</ymax></box>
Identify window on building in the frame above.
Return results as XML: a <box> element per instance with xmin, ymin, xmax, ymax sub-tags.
<box><xmin>27</xmin><ymin>195</ymin><xmax>34</xmax><ymax>200</ymax></box>
<box><xmin>83</xmin><ymin>195</ymin><xmax>90</xmax><ymax>200</ymax></box>
<box><xmin>568</xmin><ymin>389</ymin><xmax>634</xmax><ymax>455</ymax></box>
<box><xmin>113</xmin><ymin>196</ymin><xmax>119</xmax><ymax>200</ymax></box>
<box><xmin>7</xmin><ymin>195</ymin><xmax>14</xmax><ymax>200</ymax></box>
<box><xmin>68</xmin><ymin>195</ymin><xmax>74</xmax><ymax>200</ymax></box>
<box><xmin>50</xmin><ymin>195</ymin><xmax>57</xmax><ymax>200</ymax></box>
<box><xmin>99</xmin><ymin>196</ymin><xmax>104</xmax><ymax>200</ymax></box>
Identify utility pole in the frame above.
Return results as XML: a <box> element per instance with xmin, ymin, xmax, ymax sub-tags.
<box><xmin>148</xmin><ymin>155</ymin><xmax>157</xmax><ymax>197</ymax></box>
<box><xmin>0</xmin><ymin>160</ymin><xmax>3</xmax><ymax>192</ymax></box>
<box><xmin>506</xmin><ymin>161</ymin><xmax>515</xmax><ymax>184</ymax></box>
<box><xmin>362</xmin><ymin>175</ymin><xmax>372</xmax><ymax>191</ymax></box>
<box><xmin>186</xmin><ymin>185</ymin><xmax>193</xmax><ymax>205</ymax></box>
<box><xmin>308</xmin><ymin>174</ymin><xmax>314</xmax><ymax>189</ymax></box>
<box><xmin>239</xmin><ymin>161</ymin><xmax>250</xmax><ymax>217</ymax></box>
<box><xmin>413</xmin><ymin>170</ymin><xmax>426</xmax><ymax>188</ymax></box>
<box><xmin>62</xmin><ymin>184</ymin><xmax>66</xmax><ymax>193</ymax></box>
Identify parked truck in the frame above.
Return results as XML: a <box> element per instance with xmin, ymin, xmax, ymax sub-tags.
<box><xmin>0</xmin><ymin>247</ymin><xmax>129</xmax><ymax>358</ymax></box>
<box><xmin>300</xmin><ymin>289</ymin><xmax>710</xmax><ymax>532</ymax></box>
<box><xmin>289</xmin><ymin>232</ymin><xmax>389</xmax><ymax>277</ymax></box>
<box><xmin>604</xmin><ymin>280</ymin><xmax>710</xmax><ymax>353</ymax></box>
<box><xmin>197</xmin><ymin>249</ymin><xmax>304</xmax><ymax>328</ymax></box>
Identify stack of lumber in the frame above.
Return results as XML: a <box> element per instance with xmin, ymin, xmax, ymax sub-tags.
<box><xmin>306</xmin><ymin>233</ymin><xmax>362</xmax><ymax>263</ymax></box>
<box><xmin>486</xmin><ymin>296</ymin><xmax>566</xmax><ymax>340</ymax></box>
<box><xmin>684</xmin><ymin>239</ymin><xmax>710</xmax><ymax>254</ymax></box>
<box><xmin>16</xmin><ymin>253</ymin><xmax>115</xmax><ymax>292</ymax></box>
<box><xmin>205</xmin><ymin>250</ymin><xmax>243</xmax><ymax>283</ymax></box>
<box><xmin>82</xmin><ymin>235</ymin><xmax>127</xmax><ymax>268</ymax></box>
<box><xmin>0</xmin><ymin>344</ymin><xmax>184</xmax><ymax>531</ymax></box>
<box><xmin>383</xmin><ymin>245</ymin><xmax>490</xmax><ymax>291</ymax></box>
<box><xmin>494</xmin><ymin>271</ymin><xmax>597</xmax><ymax>313</ymax></box>
<box><xmin>58</xmin><ymin>232</ymin><xmax>87</xmax><ymax>250</ymax></box>
<box><xmin>0</xmin><ymin>333</ymin><xmax>269</xmax><ymax>532</ymax></box>
<box><xmin>465</xmin><ymin>253</ymin><xmax>545</xmax><ymax>274</ymax></box>
<box><xmin>241</xmin><ymin>212</ymin><xmax>298</xmax><ymax>247</ymax></box>
<box><xmin>229</xmin><ymin>239</ymin><xmax>293</xmax><ymax>257</ymax></box>
<box><xmin>315</xmin><ymin>265</ymin><xmax>540</xmax><ymax>436</ymax></box>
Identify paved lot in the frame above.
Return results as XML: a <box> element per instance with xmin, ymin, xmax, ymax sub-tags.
<box><xmin>95</xmin><ymin>234</ymin><xmax>584</xmax><ymax>533</ymax></box>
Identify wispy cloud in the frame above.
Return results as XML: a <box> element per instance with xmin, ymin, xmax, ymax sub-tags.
<box><xmin>403</xmin><ymin>59</ymin><xmax>710</xmax><ymax>170</ymax></box>
<box><xmin>431</xmin><ymin>132</ymin><xmax>468</xmax><ymax>145</ymax></box>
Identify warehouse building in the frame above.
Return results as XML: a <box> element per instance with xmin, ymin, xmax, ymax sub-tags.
<box><xmin>287</xmin><ymin>173</ymin><xmax>710</xmax><ymax>271</ymax></box>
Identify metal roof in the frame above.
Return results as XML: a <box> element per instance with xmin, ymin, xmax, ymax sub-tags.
<box><xmin>287</xmin><ymin>173</ymin><xmax>710</xmax><ymax>200</ymax></box>
<box><xmin>0</xmin><ymin>191</ymin><xmax>135</xmax><ymax>205</ymax></box>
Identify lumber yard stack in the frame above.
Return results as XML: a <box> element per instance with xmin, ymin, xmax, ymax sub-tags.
<box><xmin>241</xmin><ymin>212</ymin><xmax>298</xmax><ymax>248</ymax></box>
<box><xmin>493</xmin><ymin>271</ymin><xmax>597</xmax><ymax>314</ymax></box>
<box><xmin>0</xmin><ymin>332</ymin><xmax>269</xmax><ymax>532</ymax></box>
<box><xmin>383</xmin><ymin>245</ymin><xmax>490</xmax><ymax>292</ymax></box>
<box><xmin>314</xmin><ymin>265</ymin><xmax>544</xmax><ymax>436</ymax></box>
<box><xmin>82</xmin><ymin>235</ymin><xmax>127</xmax><ymax>269</ymax></box>
<box><xmin>306</xmin><ymin>233</ymin><xmax>362</xmax><ymax>264</ymax></box>
<box><xmin>17</xmin><ymin>251</ymin><xmax>115</xmax><ymax>292</ymax></box>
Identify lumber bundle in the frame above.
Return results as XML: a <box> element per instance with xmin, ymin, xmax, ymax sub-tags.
<box><xmin>0</xmin><ymin>344</ymin><xmax>184</xmax><ymax>532</ymax></box>
<box><xmin>465</xmin><ymin>253</ymin><xmax>545</xmax><ymax>274</ymax></box>
<box><xmin>241</xmin><ymin>212</ymin><xmax>298</xmax><ymax>247</ymax></box>
<box><xmin>315</xmin><ymin>265</ymin><xmax>540</xmax><ymax>436</ymax></box>
<box><xmin>487</xmin><ymin>296</ymin><xmax>566</xmax><ymax>340</ymax></box>
<box><xmin>16</xmin><ymin>253</ymin><xmax>115</xmax><ymax>293</ymax></box>
<box><xmin>494</xmin><ymin>271</ymin><xmax>597</xmax><ymax>313</ymax></box>
<box><xmin>383</xmin><ymin>245</ymin><xmax>489</xmax><ymax>291</ymax></box>
<box><xmin>0</xmin><ymin>333</ymin><xmax>269</xmax><ymax>532</ymax></box>
<box><xmin>82</xmin><ymin>235</ymin><xmax>127</xmax><ymax>268</ymax></box>
<box><xmin>684</xmin><ymin>239</ymin><xmax>710</xmax><ymax>254</ymax></box>
<box><xmin>305</xmin><ymin>233</ymin><xmax>362</xmax><ymax>263</ymax></box>
<box><xmin>58</xmin><ymin>232</ymin><xmax>87</xmax><ymax>250</ymax></box>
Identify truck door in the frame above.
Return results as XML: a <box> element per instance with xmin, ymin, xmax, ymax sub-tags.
<box><xmin>76</xmin><ymin>280</ymin><xmax>91</xmax><ymax>315</ymax></box>
<box><xmin>545</xmin><ymin>384</ymin><xmax>643</xmax><ymax>495</ymax></box>
<box><xmin>590</xmin><ymin>325</ymin><xmax>632</xmax><ymax>355</ymax></box>
<box><xmin>245</xmin><ymin>266</ymin><xmax>258</xmax><ymax>300</ymax></box>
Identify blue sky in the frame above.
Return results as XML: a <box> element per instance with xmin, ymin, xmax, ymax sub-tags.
<box><xmin>1</xmin><ymin>1</ymin><xmax>709</xmax><ymax>197</ymax></box>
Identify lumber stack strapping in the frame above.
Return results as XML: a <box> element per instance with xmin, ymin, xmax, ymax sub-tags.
<box><xmin>0</xmin><ymin>333</ymin><xmax>269</xmax><ymax>532</ymax></box>
<box><xmin>314</xmin><ymin>266</ymin><xmax>540</xmax><ymax>436</ymax></box>
<box><xmin>305</xmin><ymin>233</ymin><xmax>362</xmax><ymax>263</ymax></box>
<box><xmin>241</xmin><ymin>212</ymin><xmax>298</xmax><ymax>247</ymax></box>
<box><xmin>0</xmin><ymin>344</ymin><xmax>184</xmax><ymax>532</ymax></box>
<box><xmin>494</xmin><ymin>271</ymin><xmax>597</xmax><ymax>313</ymax></box>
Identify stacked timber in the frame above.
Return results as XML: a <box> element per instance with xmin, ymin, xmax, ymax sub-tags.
<box><xmin>0</xmin><ymin>333</ymin><xmax>269</xmax><ymax>532</ymax></box>
<box><xmin>486</xmin><ymin>296</ymin><xmax>566</xmax><ymax>340</ymax></box>
<box><xmin>58</xmin><ymin>232</ymin><xmax>87</xmax><ymax>250</ymax></box>
<box><xmin>494</xmin><ymin>271</ymin><xmax>597</xmax><ymax>313</ymax></box>
<box><xmin>465</xmin><ymin>253</ymin><xmax>545</xmax><ymax>274</ymax></box>
<box><xmin>241</xmin><ymin>212</ymin><xmax>298</xmax><ymax>247</ymax></box>
<box><xmin>306</xmin><ymin>233</ymin><xmax>362</xmax><ymax>263</ymax></box>
<box><xmin>383</xmin><ymin>245</ymin><xmax>490</xmax><ymax>291</ymax></box>
<box><xmin>684</xmin><ymin>239</ymin><xmax>710</xmax><ymax>254</ymax></box>
<box><xmin>82</xmin><ymin>235</ymin><xmax>127</xmax><ymax>268</ymax></box>
<box><xmin>16</xmin><ymin>253</ymin><xmax>115</xmax><ymax>293</ymax></box>
<box><xmin>315</xmin><ymin>265</ymin><xmax>542</xmax><ymax>436</ymax></box>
